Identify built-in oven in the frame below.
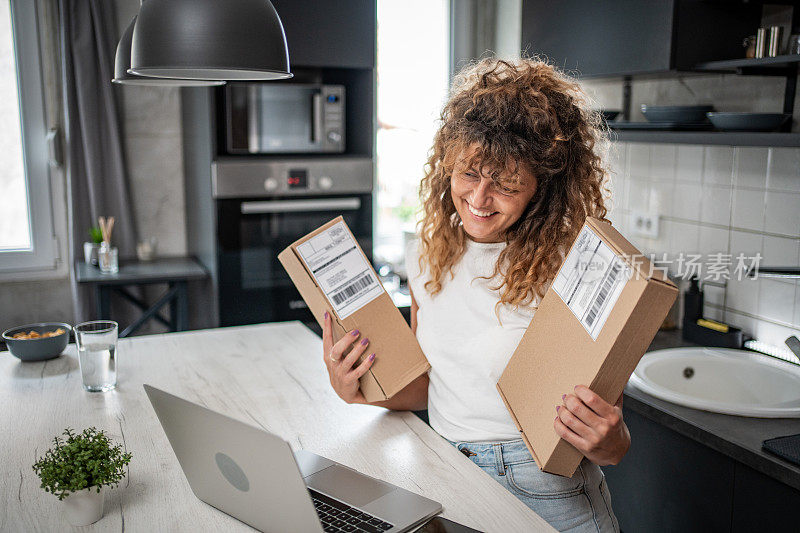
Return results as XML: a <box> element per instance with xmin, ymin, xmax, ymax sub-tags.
<box><xmin>213</xmin><ymin>156</ymin><xmax>372</xmax><ymax>327</ymax></box>
<box><xmin>225</xmin><ymin>83</ymin><xmax>345</xmax><ymax>154</ymax></box>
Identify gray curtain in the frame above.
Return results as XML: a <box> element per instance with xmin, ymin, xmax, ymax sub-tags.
<box><xmin>59</xmin><ymin>0</ymin><xmax>137</xmax><ymax>322</ymax></box>
<box><xmin>450</xmin><ymin>0</ymin><xmax>498</xmax><ymax>82</ymax></box>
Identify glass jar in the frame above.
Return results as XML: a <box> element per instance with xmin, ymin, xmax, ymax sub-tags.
<box><xmin>98</xmin><ymin>242</ymin><xmax>119</xmax><ymax>274</ymax></box>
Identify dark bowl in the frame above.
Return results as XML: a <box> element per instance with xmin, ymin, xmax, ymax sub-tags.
<box><xmin>641</xmin><ymin>105</ymin><xmax>714</xmax><ymax>124</ymax></box>
<box><xmin>2</xmin><ymin>322</ymin><xmax>72</xmax><ymax>362</ymax></box>
<box><xmin>706</xmin><ymin>112</ymin><xmax>791</xmax><ymax>132</ymax></box>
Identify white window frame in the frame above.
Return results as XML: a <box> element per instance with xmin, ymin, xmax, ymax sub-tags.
<box><xmin>0</xmin><ymin>0</ymin><xmax>60</xmax><ymax>275</ymax></box>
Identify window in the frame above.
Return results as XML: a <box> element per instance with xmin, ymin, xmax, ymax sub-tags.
<box><xmin>374</xmin><ymin>0</ymin><xmax>450</xmax><ymax>269</ymax></box>
<box><xmin>0</xmin><ymin>0</ymin><xmax>58</xmax><ymax>273</ymax></box>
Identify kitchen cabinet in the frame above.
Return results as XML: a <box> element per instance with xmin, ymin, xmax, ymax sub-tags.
<box><xmin>731</xmin><ymin>463</ymin><xmax>800</xmax><ymax>532</ymax></box>
<box><xmin>521</xmin><ymin>0</ymin><xmax>800</xmax><ymax>144</ymax></box>
<box><xmin>271</xmin><ymin>0</ymin><xmax>375</xmax><ymax>69</ymax></box>
<box><xmin>521</xmin><ymin>0</ymin><xmax>760</xmax><ymax>78</ymax></box>
<box><xmin>604</xmin><ymin>409</ymin><xmax>734</xmax><ymax>532</ymax></box>
<box><xmin>604</xmin><ymin>408</ymin><xmax>800</xmax><ymax>532</ymax></box>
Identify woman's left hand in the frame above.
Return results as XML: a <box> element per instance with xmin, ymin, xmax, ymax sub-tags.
<box><xmin>554</xmin><ymin>385</ymin><xmax>630</xmax><ymax>466</ymax></box>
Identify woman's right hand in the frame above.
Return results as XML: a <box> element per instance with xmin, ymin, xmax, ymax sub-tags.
<box><xmin>322</xmin><ymin>311</ymin><xmax>376</xmax><ymax>404</ymax></box>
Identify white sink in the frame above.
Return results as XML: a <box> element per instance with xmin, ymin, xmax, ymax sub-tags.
<box><xmin>628</xmin><ymin>347</ymin><xmax>800</xmax><ymax>418</ymax></box>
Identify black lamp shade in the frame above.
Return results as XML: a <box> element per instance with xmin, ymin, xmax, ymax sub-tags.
<box><xmin>129</xmin><ymin>0</ymin><xmax>292</xmax><ymax>81</ymax></box>
<box><xmin>113</xmin><ymin>17</ymin><xmax>225</xmax><ymax>86</ymax></box>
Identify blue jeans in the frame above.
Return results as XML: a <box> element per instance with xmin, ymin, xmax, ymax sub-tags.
<box><xmin>447</xmin><ymin>438</ymin><xmax>619</xmax><ymax>533</ymax></box>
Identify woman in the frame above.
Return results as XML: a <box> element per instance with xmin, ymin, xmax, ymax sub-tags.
<box><xmin>321</xmin><ymin>58</ymin><xmax>627</xmax><ymax>532</ymax></box>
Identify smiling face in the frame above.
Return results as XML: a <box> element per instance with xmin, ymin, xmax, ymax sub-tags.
<box><xmin>450</xmin><ymin>146</ymin><xmax>539</xmax><ymax>243</ymax></box>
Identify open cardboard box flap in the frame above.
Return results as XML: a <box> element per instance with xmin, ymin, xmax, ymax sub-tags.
<box><xmin>278</xmin><ymin>216</ymin><xmax>430</xmax><ymax>401</ymax></box>
<box><xmin>496</xmin><ymin>217</ymin><xmax>678</xmax><ymax>477</ymax></box>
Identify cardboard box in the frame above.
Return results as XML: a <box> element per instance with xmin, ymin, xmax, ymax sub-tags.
<box><xmin>278</xmin><ymin>216</ymin><xmax>430</xmax><ymax>402</ymax></box>
<box><xmin>496</xmin><ymin>217</ymin><xmax>678</xmax><ymax>477</ymax></box>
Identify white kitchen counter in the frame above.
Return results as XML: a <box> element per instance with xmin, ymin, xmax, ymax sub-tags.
<box><xmin>0</xmin><ymin>321</ymin><xmax>553</xmax><ymax>532</ymax></box>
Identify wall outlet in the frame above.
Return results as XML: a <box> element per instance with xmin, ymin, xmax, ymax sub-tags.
<box><xmin>631</xmin><ymin>210</ymin><xmax>659</xmax><ymax>238</ymax></box>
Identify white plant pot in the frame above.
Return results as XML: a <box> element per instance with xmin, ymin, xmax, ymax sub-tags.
<box><xmin>63</xmin><ymin>486</ymin><xmax>104</xmax><ymax>526</ymax></box>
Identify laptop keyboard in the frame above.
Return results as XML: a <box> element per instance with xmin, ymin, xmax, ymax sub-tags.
<box><xmin>309</xmin><ymin>488</ymin><xmax>394</xmax><ymax>533</ymax></box>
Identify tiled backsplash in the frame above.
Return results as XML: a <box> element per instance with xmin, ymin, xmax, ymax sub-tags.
<box><xmin>606</xmin><ymin>143</ymin><xmax>800</xmax><ymax>351</ymax></box>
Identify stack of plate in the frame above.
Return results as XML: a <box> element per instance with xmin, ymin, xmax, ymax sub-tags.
<box><xmin>612</xmin><ymin>105</ymin><xmax>714</xmax><ymax>130</ymax></box>
<box><xmin>610</xmin><ymin>105</ymin><xmax>791</xmax><ymax>132</ymax></box>
<box><xmin>706</xmin><ymin>112</ymin><xmax>791</xmax><ymax>131</ymax></box>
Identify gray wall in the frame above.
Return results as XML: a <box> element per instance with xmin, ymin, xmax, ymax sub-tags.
<box><xmin>0</xmin><ymin>278</ymin><xmax>74</xmax><ymax>329</ymax></box>
<box><xmin>114</xmin><ymin>0</ymin><xmax>187</xmax><ymax>258</ymax></box>
<box><xmin>603</xmin><ymin>142</ymin><xmax>800</xmax><ymax>350</ymax></box>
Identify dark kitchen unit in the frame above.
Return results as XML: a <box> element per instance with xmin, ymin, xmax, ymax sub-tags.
<box><xmin>182</xmin><ymin>0</ymin><xmax>376</xmax><ymax>331</ymax></box>
<box><xmin>213</xmin><ymin>157</ymin><xmax>373</xmax><ymax>327</ymax></box>
<box><xmin>522</xmin><ymin>0</ymin><xmax>763</xmax><ymax>78</ymax></box>
<box><xmin>522</xmin><ymin>0</ymin><xmax>800</xmax><ymax>141</ymax></box>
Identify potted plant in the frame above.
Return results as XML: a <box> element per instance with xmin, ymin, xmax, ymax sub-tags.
<box><xmin>83</xmin><ymin>227</ymin><xmax>103</xmax><ymax>266</ymax></box>
<box><xmin>32</xmin><ymin>427</ymin><xmax>132</xmax><ymax>526</ymax></box>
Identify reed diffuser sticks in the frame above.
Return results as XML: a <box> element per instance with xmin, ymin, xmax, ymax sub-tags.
<box><xmin>98</xmin><ymin>216</ymin><xmax>115</xmax><ymax>244</ymax></box>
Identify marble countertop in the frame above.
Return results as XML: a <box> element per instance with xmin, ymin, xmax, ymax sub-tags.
<box><xmin>628</xmin><ymin>329</ymin><xmax>800</xmax><ymax>491</ymax></box>
<box><xmin>0</xmin><ymin>322</ymin><xmax>553</xmax><ymax>532</ymax></box>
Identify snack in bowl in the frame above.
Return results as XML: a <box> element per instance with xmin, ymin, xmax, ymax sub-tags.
<box><xmin>12</xmin><ymin>328</ymin><xmax>66</xmax><ymax>340</ymax></box>
<box><xmin>2</xmin><ymin>323</ymin><xmax>72</xmax><ymax>362</ymax></box>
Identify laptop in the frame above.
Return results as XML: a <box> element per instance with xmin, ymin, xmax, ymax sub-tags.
<box><xmin>144</xmin><ymin>385</ymin><xmax>442</xmax><ymax>533</ymax></box>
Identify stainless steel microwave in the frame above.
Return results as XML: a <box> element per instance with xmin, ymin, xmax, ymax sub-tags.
<box><xmin>225</xmin><ymin>83</ymin><xmax>345</xmax><ymax>154</ymax></box>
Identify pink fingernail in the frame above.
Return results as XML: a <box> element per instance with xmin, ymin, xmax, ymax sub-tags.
<box><xmin>361</xmin><ymin>338</ymin><xmax>369</xmax><ymax>346</ymax></box>
<box><xmin>369</xmin><ymin>353</ymin><xmax>375</xmax><ymax>361</ymax></box>
<box><xmin>556</xmin><ymin>405</ymin><xmax>560</xmax><ymax>413</ymax></box>
<box><xmin>324</xmin><ymin>311</ymin><xmax>329</xmax><ymax>319</ymax></box>
<box><xmin>351</xmin><ymin>330</ymin><xmax>359</xmax><ymax>336</ymax></box>
<box><xmin>561</xmin><ymin>394</ymin><xmax>566</xmax><ymax>401</ymax></box>
<box><xmin>555</xmin><ymin>416</ymin><xmax>559</xmax><ymax>421</ymax></box>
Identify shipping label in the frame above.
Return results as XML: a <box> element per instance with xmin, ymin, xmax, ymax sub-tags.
<box><xmin>552</xmin><ymin>226</ymin><xmax>632</xmax><ymax>340</ymax></box>
<box><xmin>296</xmin><ymin>221</ymin><xmax>383</xmax><ymax>319</ymax></box>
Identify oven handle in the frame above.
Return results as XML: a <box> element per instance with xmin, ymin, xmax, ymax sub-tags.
<box><xmin>240</xmin><ymin>197</ymin><xmax>361</xmax><ymax>214</ymax></box>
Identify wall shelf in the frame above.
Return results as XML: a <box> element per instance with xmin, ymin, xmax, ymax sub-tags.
<box><xmin>694</xmin><ymin>54</ymin><xmax>800</xmax><ymax>75</ymax></box>
<box><xmin>608</xmin><ymin>130</ymin><xmax>800</xmax><ymax>146</ymax></box>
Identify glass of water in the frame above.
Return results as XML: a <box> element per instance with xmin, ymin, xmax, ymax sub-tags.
<box><xmin>74</xmin><ymin>321</ymin><xmax>118</xmax><ymax>392</ymax></box>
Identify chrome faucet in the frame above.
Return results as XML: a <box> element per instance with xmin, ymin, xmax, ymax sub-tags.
<box><xmin>746</xmin><ymin>266</ymin><xmax>800</xmax><ymax>278</ymax></box>
<box><xmin>787</xmin><ymin>336</ymin><xmax>800</xmax><ymax>360</ymax></box>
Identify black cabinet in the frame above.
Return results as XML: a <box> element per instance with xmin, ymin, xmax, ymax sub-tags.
<box><xmin>604</xmin><ymin>409</ymin><xmax>734</xmax><ymax>533</ymax></box>
<box><xmin>271</xmin><ymin>0</ymin><xmax>375</xmax><ymax>69</ymax></box>
<box><xmin>521</xmin><ymin>0</ymin><xmax>761</xmax><ymax>78</ymax></box>
<box><xmin>731</xmin><ymin>463</ymin><xmax>800</xmax><ymax>532</ymax></box>
<box><xmin>604</xmin><ymin>408</ymin><xmax>800</xmax><ymax>532</ymax></box>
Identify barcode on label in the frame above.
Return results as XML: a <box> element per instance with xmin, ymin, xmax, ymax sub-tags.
<box><xmin>331</xmin><ymin>275</ymin><xmax>375</xmax><ymax>306</ymax></box>
<box><xmin>586</xmin><ymin>262</ymin><xmax>622</xmax><ymax>327</ymax></box>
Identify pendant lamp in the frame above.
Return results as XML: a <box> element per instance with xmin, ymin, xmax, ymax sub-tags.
<box><xmin>113</xmin><ymin>17</ymin><xmax>225</xmax><ymax>86</ymax></box>
<box><xmin>129</xmin><ymin>0</ymin><xmax>292</xmax><ymax>81</ymax></box>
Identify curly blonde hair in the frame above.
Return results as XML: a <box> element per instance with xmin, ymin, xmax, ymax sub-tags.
<box><xmin>417</xmin><ymin>56</ymin><xmax>611</xmax><ymax>309</ymax></box>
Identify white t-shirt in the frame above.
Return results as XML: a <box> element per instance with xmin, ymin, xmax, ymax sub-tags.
<box><xmin>405</xmin><ymin>237</ymin><xmax>545</xmax><ymax>442</ymax></box>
